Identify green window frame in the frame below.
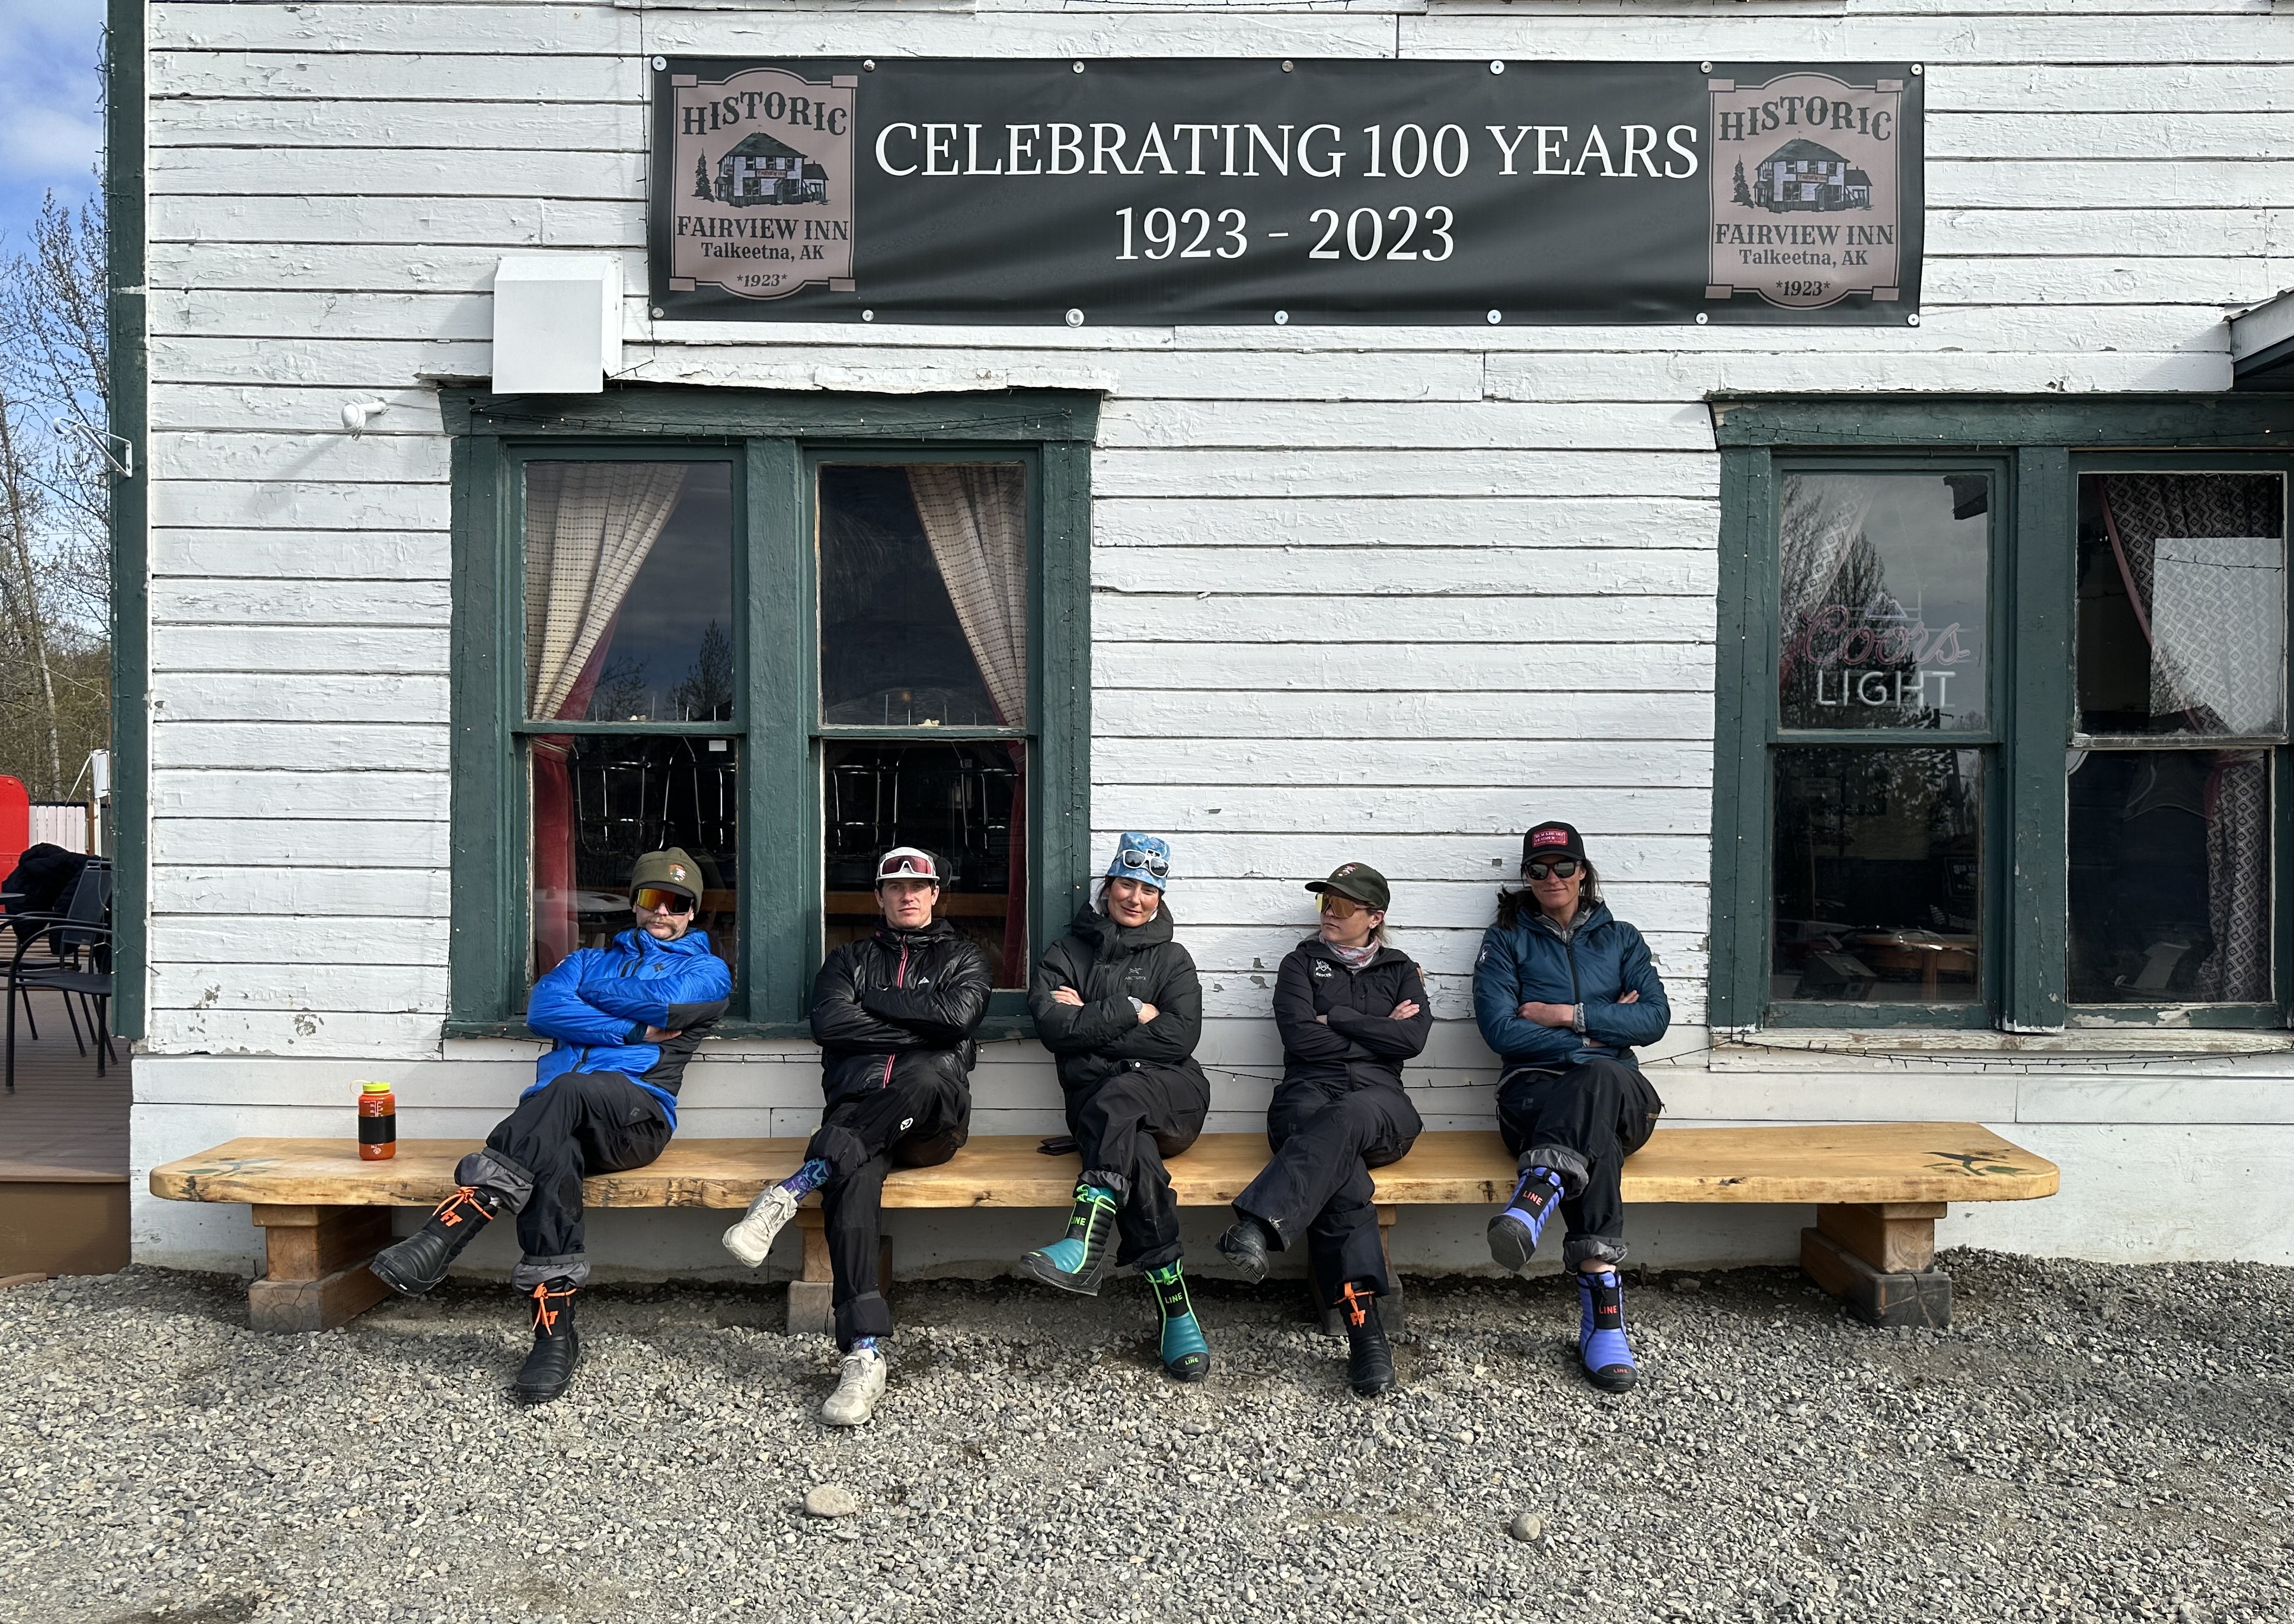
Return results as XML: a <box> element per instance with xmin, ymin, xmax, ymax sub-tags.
<box><xmin>442</xmin><ymin>388</ymin><xmax>1098</xmax><ymax>1040</ymax></box>
<box><xmin>1710</xmin><ymin>394</ymin><xmax>2294</xmax><ymax>1034</ymax></box>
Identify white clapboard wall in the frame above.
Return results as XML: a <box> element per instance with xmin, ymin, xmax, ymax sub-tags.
<box><xmin>132</xmin><ymin>0</ymin><xmax>2294</xmax><ymax>1272</ymax></box>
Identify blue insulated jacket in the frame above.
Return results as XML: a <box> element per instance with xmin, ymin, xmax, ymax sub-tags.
<box><xmin>523</xmin><ymin>928</ymin><xmax>733</xmax><ymax>1128</ymax></box>
<box><xmin>1472</xmin><ymin>901</ymin><xmax>1670</xmax><ymax>1080</ymax></box>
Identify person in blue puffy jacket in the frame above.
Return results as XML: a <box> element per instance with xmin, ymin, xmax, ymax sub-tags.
<box><xmin>370</xmin><ymin>848</ymin><xmax>730</xmax><ymax>1404</ymax></box>
<box><xmin>1472</xmin><ymin>821</ymin><xmax>1668</xmax><ymax>1394</ymax></box>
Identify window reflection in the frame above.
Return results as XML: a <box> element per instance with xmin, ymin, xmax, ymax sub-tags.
<box><xmin>1777</xmin><ymin>473</ymin><xmax>1989</xmax><ymax>731</ymax></box>
<box><xmin>523</xmin><ymin>462</ymin><xmax>736</xmax><ymax>723</ymax></box>
<box><xmin>823</xmin><ymin>740</ymin><xmax>1025</xmax><ymax>987</ymax></box>
<box><xmin>2068</xmin><ymin>749</ymin><xmax>2270</xmax><ymax>1003</ymax></box>
<box><xmin>817</xmin><ymin>463</ymin><xmax>1027</xmax><ymax>727</ymax></box>
<box><xmin>1772</xmin><ymin>747</ymin><xmax>1982</xmax><ymax>1005</ymax></box>
<box><xmin>531</xmin><ymin>736</ymin><xmax>738</xmax><ymax>980</ymax></box>
<box><xmin>2075</xmin><ymin>474</ymin><xmax>2285</xmax><ymax>739</ymax></box>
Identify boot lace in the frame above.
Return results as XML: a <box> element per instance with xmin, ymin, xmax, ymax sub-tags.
<box><xmin>1338</xmin><ymin>1281</ymin><xmax>1376</xmax><ymax>1329</ymax></box>
<box><xmin>434</xmin><ymin>1185</ymin><xmax>494</xmax><ymax>1229</ymax></box>
<box><xmin>529</xmin><ymin>1280</ymin><xmax>574</xmax><ymax>1335</ymax></box>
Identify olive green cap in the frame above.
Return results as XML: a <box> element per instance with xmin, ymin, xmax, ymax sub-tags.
<box><xmin>630</xmin><ymin>847</ymin><xmax>702</xmax><ymax>901</ymax></box>
<box><xmin>1305</xmin><ymin>861</ymin><xmax>1391</xmax><ymax>912</ymax></box>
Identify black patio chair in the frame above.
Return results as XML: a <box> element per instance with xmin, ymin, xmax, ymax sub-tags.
<box><xmin>5</xmin><ymin>861</ymin><xmax>114</xmax><ymax>1092</ymax></box>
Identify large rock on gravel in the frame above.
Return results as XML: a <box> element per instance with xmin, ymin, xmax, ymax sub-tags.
<box><xmin>804</xmin><ymin>1484</ymin><xmax>862</xmax><ymax>1519</ymax></box>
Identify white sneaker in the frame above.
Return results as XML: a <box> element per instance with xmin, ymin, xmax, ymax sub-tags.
<box><xmin>722</xmin><ymin>1185</ymin><xmax>798</xmax><ymax>1268</ymax></box>
<box><xmin>820</xmin><ymin>1348</ymin><xmax>886</xmax><ymax>1427</ymax></box>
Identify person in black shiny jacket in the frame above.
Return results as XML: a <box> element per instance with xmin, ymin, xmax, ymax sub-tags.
<box><xmin>1020</xmin><ymin>833</ymin><xmax>1215</xmax><ymax>1382</ymax></box>
<box><xmin>1219</xmin><ymin>862</ymin><xmax>1431</xmax><ymax>1396</ymax></box>
<box><xmin>720</xmin><ymin>846</ymin><xmax>989</xmax><ymax>1426</ymax></box>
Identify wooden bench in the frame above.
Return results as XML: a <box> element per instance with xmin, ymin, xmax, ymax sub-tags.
<box><xmin>151</xmin><ymin>1123</ymin><xmax>2057</xmax><ymax>1335</ymax></box>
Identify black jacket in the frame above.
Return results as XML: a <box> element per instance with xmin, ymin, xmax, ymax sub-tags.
<box><xmin>1028</xmin><ymin>903</ymin><xmax>1210</xmax><ymax>1094</ymax></box>
<box><xmin>1273</xmin><ymin>938</ymin><xmax>1433</xmax><ymax>1094</ymax></box>
<box><xmin>809</xmin><ymin>919</ymin><xmax>991</xmax><ymax>1107</ymax></box>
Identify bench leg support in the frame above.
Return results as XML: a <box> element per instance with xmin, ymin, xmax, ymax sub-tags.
<box><xmin>1801</xmin><ymin>1202</ymin><xmax>1951</xmax><ymax>1328</ymax></box>
<box><xmin>786</xmin><ymin>1205</ymin><xmax>890</xmax><ymax>1340</ymax></box>
<box><xmin>247</xmin><ymin>1204</ymin><xmax>392</xmax><ymax>1333</ymax></box>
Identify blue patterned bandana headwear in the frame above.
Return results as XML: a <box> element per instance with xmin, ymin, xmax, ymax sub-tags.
<box><xmin>1106</xmin><ymin>832</ymin><xmax>1173</xmax><ymax>891</ymax></box>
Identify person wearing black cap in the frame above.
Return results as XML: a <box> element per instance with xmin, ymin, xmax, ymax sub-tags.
<box><xmin>1218</xmin><ymin>861</ymin><xmax>1431</xmax><ymax>1396</ymax></box>
<box><xmin>1020</xmin><ymin>832</ymin><xmax>1215</xmax><ymax>1382</ymax></box>
<box><xmin>1472</xmin><ymin>820</ymin><xmax>1670</xmax><ymax>1393</ymax></box>
<box><xmin>369</xmin><ymin>848</ymin><xmax>731</xmax><ymax>1404</ymax></box>
<box><xmin>718</xmin><ymin>846</ymin><xmax>989</xmax><ymax>1426</ymax></box>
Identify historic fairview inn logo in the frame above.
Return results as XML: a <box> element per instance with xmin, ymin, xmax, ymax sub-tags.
<box><xmin>667</xmin><ymin>66</ymin><xmax>857</xmax><ymax>300</ymax></box>
<box><xmin>1707</xmin><ymin>72</ymin><xmax>1904</xmax><ymax>310</ymax></box>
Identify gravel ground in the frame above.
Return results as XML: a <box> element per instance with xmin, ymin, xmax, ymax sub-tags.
<box><xmin>2</xmin><ymin>1252</ymin><xmax>2289</xmax><ymax>1624</ymax></box>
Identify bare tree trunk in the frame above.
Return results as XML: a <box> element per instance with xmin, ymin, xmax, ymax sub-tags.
<box><xmin>0</xmin><ymin>394</ymin><xmax>64</xmax><ymax>790</ymax></box>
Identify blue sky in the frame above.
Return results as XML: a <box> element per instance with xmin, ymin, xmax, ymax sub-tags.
<box><xmin>0</xmin><ymin>0</ymin><xmax>107</xmax><ymax>255</ymax></box>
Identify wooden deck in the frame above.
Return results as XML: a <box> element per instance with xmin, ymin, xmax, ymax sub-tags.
<box><xmin>0</xmin><ymin>989</ymin><xmax>129</xmax><ymax>1182</ymax></box>
<box><xmin>0</xmin><ymin>990</ymin><xmax>130</xmax><ymax>1275</ymax></box>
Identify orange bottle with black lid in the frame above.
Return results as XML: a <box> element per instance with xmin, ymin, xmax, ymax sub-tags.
<box><xmin>357</xmin><ymin>1080</ymin><xmax>397</xmax><ymax>1161</ymax></box>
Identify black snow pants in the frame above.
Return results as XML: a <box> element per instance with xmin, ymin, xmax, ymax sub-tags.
<box><xmin>1495</xmin><ymin>1057</ymin><xmax>1665</xmax><ymax>1268</ymax></box>
<box><xmin>1066</xmin><ymin>1062</ymin><xmax>1211</xmax><ymax>1273</ymax></box>
<box><xmin>1234</xmin><ymin>1076</ymin><xmax>1423</xmax><ymax>1307</ymax></box>
<box><xmin>807</xmin><ymin>1070</ymin><xmax>971</xmax><ymax>1350</ymax></box>
<box><xmin>453</xmin><ymin>1069</ymin><xmax>673</xmax><ymax>1290</ymax></box>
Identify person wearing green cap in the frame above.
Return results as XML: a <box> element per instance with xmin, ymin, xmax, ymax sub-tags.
<box><xmin>1020</xmin><ymin>833</ymin><xmax>1215</xmax><ymax>1382</ymax></box>
<box><xmin>369</xmin><ymin>848</ymin><xmax>730</xmax><ymax>1405</ymax></box>
<box><xmin>1218</xmin><ymin>861</ymin><xmax>1430</xmax><ymax>1397</ymax></box>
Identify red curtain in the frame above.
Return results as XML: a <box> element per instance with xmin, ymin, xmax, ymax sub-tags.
<box><xmin>530</xmin><ymin>619</ymin><xmax>619</xmax><ymax>975</ymax></box>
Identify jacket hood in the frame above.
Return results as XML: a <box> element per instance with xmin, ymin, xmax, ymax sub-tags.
<box><xmin>1296</xmin><ymin>935</ymin><xmax>1414</xmax><ymax>971</ymax></box>
<box><xmin>1069</xmin><ymin>900</ymin><xmax>1177</xmax><ymax>954</ymax></box>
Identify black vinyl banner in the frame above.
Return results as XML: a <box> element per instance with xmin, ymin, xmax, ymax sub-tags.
<box><xmin>649</xmin><ymin>59</ymin><xmax>1923</xmax><ymax>326</ymax></box>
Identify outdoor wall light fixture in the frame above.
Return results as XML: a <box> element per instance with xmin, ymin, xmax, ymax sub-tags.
<box><xmin>340</xmin><ymin>399</ymin><xmax>391</xmax><ymax>437</ymax></box>
<box><xmin>52</xmin><ymin>417</ymin><xmax>132</xmax><ymax>478</ymax></box>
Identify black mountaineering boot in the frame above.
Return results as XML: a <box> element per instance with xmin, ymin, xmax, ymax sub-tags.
<box><xmin>512</xmin><ymin>1279</ymin><xmax>582</xmax><ymax>1406</ymax></box>
<box><xmin>1339</xmin><ymin>1281</ymin><xmax>1395</xmax><ymax>1398</ymax></box>
<box><xmin>370</xmin><ymin>1185</ymin><xmax>504</xmax><ymax>1297</ymax></box>
<box><xmin>1017</xmin><ymin>1180</ymin><xmax>1122</xmax><ymax>1296</ymax></box>
<box><xmin>1216</xmin><ymin>1213</ymin><xmax>1276</xmax><ymax>1284</ymax></box>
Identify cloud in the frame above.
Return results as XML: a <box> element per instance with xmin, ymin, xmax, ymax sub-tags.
<box><xmin>0</xmin><ymin>0</ymin><xmax>106</xmax><ymax>189</ymax></box>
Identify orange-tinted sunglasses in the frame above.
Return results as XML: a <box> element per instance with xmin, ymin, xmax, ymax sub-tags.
<box><xmin>1317</xmin><ymin>894</ymin><xmax>1366</xmax><ymax>919</ymax></box>
<box><xmin>632</xmin><ymin>887</ymin><xmax>696</xmax><ymax>914</ymax></box>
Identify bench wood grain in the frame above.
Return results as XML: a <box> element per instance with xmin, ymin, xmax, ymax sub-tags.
<box><xmin>151</xmin><ymin>1124</ymin><xmax>2057</xmax><ymax>1334</ymax></box>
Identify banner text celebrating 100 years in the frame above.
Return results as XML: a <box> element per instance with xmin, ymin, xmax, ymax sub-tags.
<box><xmin>649</xmin><ymin>59</ymin><xmax>1924</xmax><ymax>325</ymax></box>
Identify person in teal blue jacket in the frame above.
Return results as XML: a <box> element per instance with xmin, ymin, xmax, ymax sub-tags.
<box><xmin>1472</xmin><ymin>821</ymin><xmax>1668</xmax><ymax>1393</ymax></box>
<box><xmin>370</xmin><ymin>848</ymin><xmax>730</xmax><ymax>1405</ymax></box>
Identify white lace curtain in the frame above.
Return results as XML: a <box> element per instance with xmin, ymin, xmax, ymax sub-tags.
<box><xmin>906</xmin><ymin>464</ymin><xmax>1028</xmax><ymax>727</ymax></box>
<box><xmin>524</xmin><ymin>462</ymin><xmax>691</xmax><ymax>720</ymax></box>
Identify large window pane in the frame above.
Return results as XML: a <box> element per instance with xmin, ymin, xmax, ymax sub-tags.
<box><xmin>823</xmin><ymin>740</ymin><xmax>1025</xmax><ymax>987</ymax></box>
<box><xmin>524</xmin><ymin>462</ymin><xmax>736</xmax><ymax>723</ymax></box>
<box><xmin>1772</xmin><ymin>747</ymin><xmax>1982</xmax><ymax>1004</ymax></box>
<box><xmin>2068</xmin><ymin>748</ymin><xmax>2271</xmax><ymax>1003</ymax></box>
<box><xmin>1777</xmin><ymin>472</ymin><xmax>1990</xmax><ymax>731</ymax></box>
<box><xmin>818</xmin><ymin>463</ymin><xmax>1027</xmax><ymax>727</ymax></box>
<box><xmin>531</xmin><ymin>736</ymin><xmax>739</xmax><ymax>981</ymax></box>
<box><xmin>2075</xmin><ymin>473</ymin><xmax>2286</xmax><ymax>739</ymax></box>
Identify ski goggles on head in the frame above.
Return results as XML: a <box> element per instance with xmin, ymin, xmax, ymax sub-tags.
<box><xmin>1116</xmin><ymin>847</ymin><xmax>1170</xmax><ymax>880</ymax></box>
<box><xmin>1523</xmin><ymin>859</ymin><xmax>1582</xmax><ymax>881</ymax></box>
<box><xmin>632</xmin><ymin>887</ymin><xmax>696</xmax><ymax>914</ymax></box>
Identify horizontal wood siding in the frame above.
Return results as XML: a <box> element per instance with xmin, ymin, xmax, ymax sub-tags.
<box><xmin>139</xmin><ymin>0</ymin><xmax>2282</xmax><ymax>1108</ymax></box>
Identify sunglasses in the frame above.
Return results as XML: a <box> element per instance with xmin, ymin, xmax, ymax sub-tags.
<box><xmin>1118</xmin><ymin>848</ymin><xmax>1170</xmax><ymax>879</ymax></box>
<box><xmin>1525</xmin><ymin>859</ymin><xmax>1582</xmax><ymax>881</ymax></box>
<box><xmin>632</xmin><ymin>887</ymin><xmax>696</xmax><ymax>915</ymax></box>
<box><xmin>1317</xmin><ymin>894</ymin><xmax>1370</xmax><ymax>919</ymax></box>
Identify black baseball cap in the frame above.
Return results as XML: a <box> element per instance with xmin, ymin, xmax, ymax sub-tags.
<box><xmin>1522</xmin><ymin>821</ymin><xmax>1587</xmax><ymax>870</ymax></box>
<box><xmin>1305</xmin><ymin>861</ymin><xmax>1391</xmax><ymax>912</ymax></box>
